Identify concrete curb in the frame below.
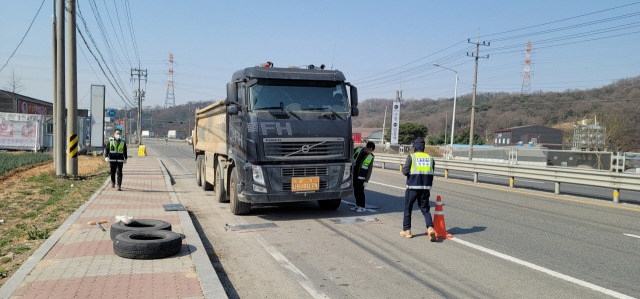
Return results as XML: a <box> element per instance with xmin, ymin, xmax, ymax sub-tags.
<box><xmin>157</xmin><ymin>159</ymin><xmax>227</xmax><ymax>299</ymax></box>
<box><xmin>0</xmin><ymin>177</ymin><xmax>111</xmax><ymax>298</ymax></box>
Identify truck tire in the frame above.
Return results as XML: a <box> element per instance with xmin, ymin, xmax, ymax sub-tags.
<box><xmin>113</xmin><ymin>230</ymin><xmax>182</xmax><ymax>260</ymax></box>
<box><xmin>195</xmin><ymin>156</ymin><xmax>202</xmax><ymax>186</ymax></box>
<box><xmin>109</xmin><ymin>219</ymin><xmax>172</xmax><ymax>240</ymax></box>
<box><xmin>318</xmin><ymin>199</ymin><xmax>341</xmax><ymax>210</ymax></box>
<box><xmin>214</xmin><ymin>163</ymin><xmax>229</xmax><ymax>203</ymax></box>
<box><xmin>201</xmin><ymin>160</ymin><xmax>213</xmax><ymax>191</ymax></box>
<box><xmin>229</xmin><ymin>167</ymin><xmax>250</xmax><ymax>215</ymax></box>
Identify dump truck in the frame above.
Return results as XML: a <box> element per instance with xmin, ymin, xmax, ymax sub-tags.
<box><xmin>193</xmin><ymin>62</ymin><xmax>359</xmax><ymax>214</ymax></box>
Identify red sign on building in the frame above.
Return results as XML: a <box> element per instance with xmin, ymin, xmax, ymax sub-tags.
<box><xmin>17</xmin><ymin>100</ymin><xmax>52</xmax><ymax>115</ymax></box>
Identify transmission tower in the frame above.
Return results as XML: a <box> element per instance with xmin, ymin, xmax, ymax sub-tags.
<box><xmin>521</xmin><ymin>41</ymin><xmax>532</xmax><ymax>95</ymax></box>
<box><xmin>165</xmin><ymin>53</ymin><xmax>175</xmax><ymax>108</ymax></box>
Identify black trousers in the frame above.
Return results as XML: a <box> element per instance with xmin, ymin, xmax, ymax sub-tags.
<box><xmin>353</xmin><ymin>179</ymin><xmax>365</xmax><ymax>207</ymax></box>
<box><xmin>110</xmin><ymin>162</ymin><xmax>124</xmax><ymax>186</ymax></box>
<box><xmin>403</xmin><ymin>189</ymin><xmax>433</xmax><ymax>230</ymax></box>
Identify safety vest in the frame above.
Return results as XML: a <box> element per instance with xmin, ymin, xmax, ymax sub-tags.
<box><xmin>406</xmin><ymin>152</ymin><xmax>434</xmax><ymax>189</ymax></box>
<box><xmin>108</xmin><ymin>138</ymin><xmax>126</xmax><ymax>162</ymax></box>
<box><xmin>353</xmin><ymin>147</ymin><xmax>374</xmax><ymax>180</ymax></box>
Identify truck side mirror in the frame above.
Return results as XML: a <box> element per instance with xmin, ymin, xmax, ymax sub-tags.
<box><xmin>227</xmin><ymin>82</ymin><xmax>237</xmax><ymax>103</ymax></box>
<box><xmin>227</xmin><ymin>105</ymin><xmax>238</xmax><ymax>115</ymax></box>
<box><xmin>349</xmin><ymin>85</ymin><xmax>358</xmax><ymax>116</ymax></box>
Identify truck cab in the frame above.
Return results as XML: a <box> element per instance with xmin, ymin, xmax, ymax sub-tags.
<box><xmin>194</xmin><ymin>63</ymin><xmax>359</xmax><ymax>215</ymax></box>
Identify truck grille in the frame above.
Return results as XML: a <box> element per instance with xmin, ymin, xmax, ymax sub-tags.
<box><xmin>264</xmin><ymin>139</ymin><xmax>344</xmax><ymax>159</ymax></box>
<box><xmin>282</xmin><ymin>167</ymin><xmax>328</xmax><ymax>177</ymax></box>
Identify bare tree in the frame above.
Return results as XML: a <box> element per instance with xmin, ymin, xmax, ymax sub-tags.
<box><xmin>4</xmin><ymin>69</ymin><xmax>24</xmax><ymax>93</ymax></box>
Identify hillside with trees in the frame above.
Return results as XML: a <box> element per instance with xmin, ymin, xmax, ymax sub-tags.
<box><xmin>353</xmin><ymin>76</ymin><xmax>640</xmax><ymax>152</ymax></box>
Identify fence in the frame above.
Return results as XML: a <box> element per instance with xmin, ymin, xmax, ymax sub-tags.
<box><xmin>374</xmin><ymin>153</ymin><xmax>640</xmax><ymax>203</ymax></box>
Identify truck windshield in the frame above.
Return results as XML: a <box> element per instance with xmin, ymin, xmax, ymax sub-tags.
<box><xmin>249</xmin><ymin>79</ymin><xmax>348</xmax><ymax>113</ymax></box>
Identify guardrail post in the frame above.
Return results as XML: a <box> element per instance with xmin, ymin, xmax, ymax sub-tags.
<box><xmin>445</xmin><ymin>169</ymin><xmax>449</xmax><ymax>179</ymax></box>
<box><xmin>474</xmin><ymin>172</ymin><xmax>478</xmax><ymax>183</ymax></box>
<box><xmin>555</xmin><ymin>182</ymin><xmax>560</xmax><ymax>194</ymax></box>
<box><xmin>613</xmin><ymin>189</ymin><xmax>620</xmax><ymax>203</ymax></box>
<box><xmin>509</xmin><ymin>177</ymin><xmax>514</xmax><ymax>188</ymax></box>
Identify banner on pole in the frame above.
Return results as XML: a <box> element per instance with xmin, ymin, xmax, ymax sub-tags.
<box><xmin>390</xmin><ymin>101</ymin><xmax>400</xmax><ymax>145</ymax></box>
<box><xmin>90</xmin><ymin>85</ymin><xmax>105</xmax><ymax>147</ymax></box>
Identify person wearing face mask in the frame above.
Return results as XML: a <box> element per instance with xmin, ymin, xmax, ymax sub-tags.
<box><xmin>105</xmin><ymin>126</ymin><xmax>128</xmax><ymax>191</ymax></box>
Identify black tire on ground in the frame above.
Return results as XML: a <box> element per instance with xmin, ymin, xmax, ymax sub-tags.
<box><xmin>229</xmin><ymin>167</ymin><xmax>250</xmax><ymax>215</ymax></box>
<box><xmin>202</xmin><ymin>159</ymin><xmax>213</xmax><ymax>191</ymax></box>
<box><xmin>113</xmin><ymin>230</ymin><xmax>182</xmax><ymax>260</ymax></box>
<box><xmin>318</xmin><ymin>198</ymin><xmax>341</xmax><ymax>210</ymax></box>
<box><xmin>215</xmin><ymin>163</ymin><xmax>228</xmax><ymax>203</ymax></box>
<box><xmin>195</xmin><ymin>156</ymin><xmax>202</xmax><ymax>186</ymax></box>
<box><xmin>109</xmin><ymin>219</ymin><xmax>172</xmax><ymax>240</ymax></box>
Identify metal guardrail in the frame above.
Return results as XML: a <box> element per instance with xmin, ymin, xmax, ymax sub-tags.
<box><xmin>374</xmin><ymin>153</ymin><xmax>639</xmax><ymax>203</ymax></box>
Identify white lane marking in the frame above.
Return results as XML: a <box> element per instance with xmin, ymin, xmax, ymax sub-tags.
<box><xmin>252</xmin><ymin>233</ymin><xmax>329</xmax><ymax>299</ymax></box>
<box><xmin>231</xmin><ymin>214</ymin><xmax>328</xmax><ymax>298</ymax></box>
<box><xmin>623</xmin><ymin>233</ymin><xmax>640</xmax><ymax>239</ymax></box>
<box><xmin>369</xmin><ymin>181</ymin><xmax>405</xmax><ymax>190</ymax></box>
<box><xmin>172</xmin><ymin>158</ymin><xmax>190</xmax><ymax>172</ymax></box>
<box><xmin>451</xmin><ymin>237</ymin><xmax>634</xmax><ymax>299</ymax></box>
<box><xmin>341</xmin><ymin>200</ymin><xmax>375</xmax><ymax>212</ymax></box>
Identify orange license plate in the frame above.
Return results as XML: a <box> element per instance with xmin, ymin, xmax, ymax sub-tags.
<box><xmin>291</xmin><ymin>177</ymin><xmax>319</xmax><ymax>192</ymax></box>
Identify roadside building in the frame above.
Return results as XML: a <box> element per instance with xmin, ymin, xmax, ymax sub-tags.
<box><xmin>494</xmin><ymin>125</ymin><xmax>563</xmax><ymax>149</ymax></box>
<box><xmin>0</xmin><ymin>89</ymin><xmax>52</xmax><ymax>115</ymax></box>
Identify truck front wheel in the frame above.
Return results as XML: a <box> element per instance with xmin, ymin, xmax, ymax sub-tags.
<box><xmin>229</xmin><ymin>167</ymin><xmax>250</xmax><ymax>215</ymax></box>
<box><xmin>318</xmin><ymin>199</ymin><xmax>341</xmax><ymax>210</ymax></box>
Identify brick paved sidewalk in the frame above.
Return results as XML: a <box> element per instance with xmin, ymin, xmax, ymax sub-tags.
<box><xmin>0</xmin><ymin>156</ymin><xmax>225</xmax><ymax>299</ymax></box>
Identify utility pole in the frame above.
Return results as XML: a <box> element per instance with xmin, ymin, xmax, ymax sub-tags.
<box><xmin>51</xmin><ymin>0</ymin><xmax>57</xmax><ymax>168</ymax></box>
<box><xmin>466</xmin><ymin>31</ymin><xmax>490</xmax><ymax>160</ymax></box>
<box><xmin>66</xmin><ymin>0</ymin><xmax>78</xmax><ymax>178</ymax></box>
<box><xmin>54</xmin><ymin>0</ymin><xmax>65</xmax><ymax>176</ymax></box>
<box><xmin>131</xmin><ymin>67</ymin><xmax>147</xmax><ymax>145</ymax></box>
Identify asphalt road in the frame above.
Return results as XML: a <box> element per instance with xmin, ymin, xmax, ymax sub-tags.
<box><xmin>145</xmin><ymin>140</ymin><xmax>640</xmax><ymax>299</ymax></box>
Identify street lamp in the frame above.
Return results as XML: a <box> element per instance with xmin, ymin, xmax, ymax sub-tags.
<box><xmin>433</xmin><ymin>63</ymin><xmax>458</xmax><ymax>159</ymax></box>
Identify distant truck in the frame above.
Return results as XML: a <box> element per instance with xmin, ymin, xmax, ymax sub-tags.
<box><xmin>167</xmin><ymin>130</ymin><xmax>177</xmax><ymax>139</ymax></box>
<box><xmin>193</xmin><ymin>62</ymin><xmax>359</xmax><ymax>214</ymax></box>
<box><xmin>141</xmin><ymin>130</ymin><xmax>154</xmax><ymax>138</ymax></box>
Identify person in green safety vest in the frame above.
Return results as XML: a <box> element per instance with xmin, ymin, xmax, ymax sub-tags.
<box><xmin>105</xmin><ymin>126</ymin><xmax>128</xmax><ymax>191</ymax></box>
<box><xmin>400</xmin><ymin>137</ymin><xmax>436</xmax><ymax>241</ymax></box>
<box><xmin>351</xmin><ymin>141</ymin><xmax>375</xmax><ymax>212</ymax></box>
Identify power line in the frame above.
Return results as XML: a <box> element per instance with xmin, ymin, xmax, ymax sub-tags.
<box><xmin>480</xmin><ymin>2</ymin><xmax>640</xmax><ymax>38</ymax></box>
<box><xmin>0</xmin><ymin>0</ymin><xmax>46</xmax><ymax>74</ymax></box>
<box><xmin>76</xmin><ymin>25</ymin><xmax>135</xmax><ymax>107</ymax></box>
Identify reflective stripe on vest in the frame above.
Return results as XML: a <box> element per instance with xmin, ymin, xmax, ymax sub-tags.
<box><xmin>406</xmin><ymin>152</ymin><xmax>434</xmax><ymax>189</ymax></box>
<box><xmin>353</xmin><ymin>147</ymin><xmax>374</xmax><ymax>180</ymax></box>
<box><xmin>108</xmin><ymin>138</ymin><xmax>126</xmax><ymax>162</ymax></box>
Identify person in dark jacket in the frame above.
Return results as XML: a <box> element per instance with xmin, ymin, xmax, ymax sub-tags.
<box><xmin>351</xmin><ymin>141</ymin><xmax>375</xmax><ymax>212</ymax></box>
<box><xmin>105</xmin><ymin>126</ymin><xmax>127</xmax><ymax>191</ymax></box>
<box><xmin>400</xmin><ymin>137</ymin><xmax>436</xmax><ymax>241</ymax></box>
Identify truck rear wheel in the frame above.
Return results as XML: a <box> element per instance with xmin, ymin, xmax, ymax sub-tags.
<box><xmin>318</xmin><ymin>199</ymin><xmax>341</xmax><ymax>210</ymax></box>
<box><xmin>215</xmin><ymin>163</ymin><xmax>228</xmax><ymax>203</ymax></box>
<box><xmin>195</xmin><ymin>156</ymin><xmax>202</xmax><ymax>186</ymax></box>
<box><xmin>201</xmin><ymin>160</ymin><xmax>213</xmax><ymax>191</ymax></box>
<box><xmin>229</xmin><ymin>167</ymin><xmax>250</xmax><ymax>215</ymax></box>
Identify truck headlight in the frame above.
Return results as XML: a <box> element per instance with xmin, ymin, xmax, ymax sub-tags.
<box><xmin>252</xmin><ymin>165</ymin><xmax>265</xmax><ymax>185</ymax></box>
<box><xmin>342</xmin><ymin>163</ymin><xmax>351</xmax><ymax>181</ymax></box>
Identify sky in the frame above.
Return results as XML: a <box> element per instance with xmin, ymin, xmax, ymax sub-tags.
<box><xmin>1</xmin><ymin>0</ymin><xmax>639</xmax><ymax>110</ymax></box>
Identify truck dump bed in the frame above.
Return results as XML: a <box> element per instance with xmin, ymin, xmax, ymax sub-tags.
<box><xmin>193</xmin><ymin>100</ymin><xmax>228</xmax><ymax>155</ymax></box>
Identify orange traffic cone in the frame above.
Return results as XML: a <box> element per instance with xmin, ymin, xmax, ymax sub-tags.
<box><xmin>433</xmin><ymin>195</ymin><xmax>453</xmax><ymax>239</ymax></box>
